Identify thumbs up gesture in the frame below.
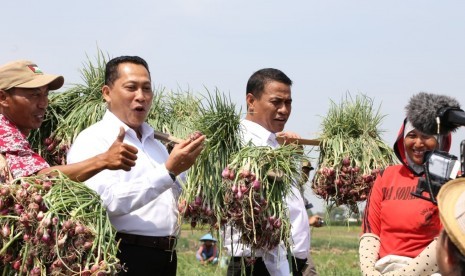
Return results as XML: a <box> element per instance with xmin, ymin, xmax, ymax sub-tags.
<box><xmin>104</xmin><ymin>127</ymin><xmax>138</xmax><ymax>171</ymax></box>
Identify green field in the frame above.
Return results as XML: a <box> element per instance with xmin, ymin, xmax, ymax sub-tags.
<box><xmin>177</xmin><ymin>225</ymin><xmax>361</xmax><ymax>276</ymax></box>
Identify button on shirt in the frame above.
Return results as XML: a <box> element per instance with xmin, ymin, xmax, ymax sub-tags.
<box><xmin>67</xmin><ymin>110</ymin><xmax>183</xmax><ymax>237</ymax></box>
<box><xmin>223</xmin><ymin>119</ymin><xmax>310</xmax><ymax>275</ymax></box>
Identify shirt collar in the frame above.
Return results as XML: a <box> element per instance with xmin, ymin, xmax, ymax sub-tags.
<box><xmin>241</xmin><ymin>119</ymin><xmax>279</xmax><ymax>147</ymax></box>
<box><xmin>0</xmin><ymin>114</ymin><xmax>27</xmax><ymax>140</ymax></box>
<box><xmin>103</xmin><ymin>110</ymin><xmax>154</xmax><ymax>142</ymax></box>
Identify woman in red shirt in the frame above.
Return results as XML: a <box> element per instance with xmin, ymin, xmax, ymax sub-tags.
<box><xmin>360</xmin><ymin>115</ymin><xmax>452</xmax><ymax>275</ymax></box>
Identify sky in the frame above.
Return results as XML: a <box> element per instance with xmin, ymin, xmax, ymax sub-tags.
<box><xmin>2</xmin><ymin>1</ymin><xmax>465</xmax><ymax>213</ymax></box>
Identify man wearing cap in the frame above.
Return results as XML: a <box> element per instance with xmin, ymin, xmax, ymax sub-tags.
<box><xmin>0</xmin><ymin>59</ymin><xmax>138</xmax><ymax>182</ymax></box>
<box><xmin>299</xmin><ymin>159</ymin><xmax>313</xmax><ymax>193</ymax></box>
<box><xmin>437</xmin><ymin>178</ymin><xmax>465</xmax><ymax>276</ymax></box>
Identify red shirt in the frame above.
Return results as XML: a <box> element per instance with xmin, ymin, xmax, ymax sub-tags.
<box><xmin>362</xmin><ymin>165</ymin><xmax>441</xmax><ymax>258</ymax></box>
<box><xmin>362</xmin><ymin>119</ymin><xmax>448</xmax><ymax>258</ymax></box>
<box><xmin>0</xmin><ymin>114</ymin><xmax>49</xmax><ymax>178</ymax></box>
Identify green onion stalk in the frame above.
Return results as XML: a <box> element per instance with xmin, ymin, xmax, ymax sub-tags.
<box><xmin>222</xmin><ymin>144</ymin><xmax>304</xmax><ymax>250</ymax></box>
<box><xmin>29</xmin><ymin>51</ymin><xmax>109</xmax><ymax>167</ymax></box>
<box><xmin>148</xmin><ymin>90</ymin><xmax>201</xmax><ymax>142</ymax></box>
<box><xmin>312</xmin><ymin>93</ymin><xmax>395</xmax><ymax>213</ymax></box>
<box><xmin>0</xmin><ymin>171</ymin><xmax>120</xmax><ymax>275</ymax></box>
<box><xmin>178</xmin><ymin>90</ymin><xmax>242</xmax><ymax>232</ymax></box>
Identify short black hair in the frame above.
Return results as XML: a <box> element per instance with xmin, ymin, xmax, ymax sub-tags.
<box><xmin>246</xmin><ymin>68</ymin><xmax>292</xmax><ymax>99</ymax></box>
<box><xmin>105</xmin><ymin>56</ymin><xmax>150</xmax><ymax>86</ymax></box>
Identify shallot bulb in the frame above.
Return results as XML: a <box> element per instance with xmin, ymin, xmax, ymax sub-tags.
<box><xmin>252</xmin><ymin>180</ymin><xmax>261</xmax><ymax>191</ymax></box>
<box><xmin>222</xmin><ymin>167</ymin><xmax>230</xmax><ymax>179</ymax></box>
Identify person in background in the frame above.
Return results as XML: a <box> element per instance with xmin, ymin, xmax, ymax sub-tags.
<box><xmin>0</xmin><ymin>60</ymin><xmax>136</xmax><ymax>182</ymax></box>
<box><xmin>301</xmin><ymin>159</ymin><xmax>324</xmax><ymax>227</ymax></box>
<box><xmin>224</xmin><ymin>68</ymin><xmax>310</xmax><ymax>275</ymax></box>
<box><xmin>300</xmin><ymin>160</ymin><xmax>313</xmax><ymax>190</ymax></box>
<box><xmin>67</xmin><ymin>56</ymin><xmax>205</xmax><ymax>275</ymax></box>
<box><xmin>196</xmin><ymin>233</ymin><xmax>219</xmax><ymax>265</ymax></box>
<box><xmin>300</xmin><ymin>159</ymin><xmax>322</xmax><ymax>276</ymax></box>
<box><xmin>436</xmin><ymin>178</ymin><xmax>465</xmax><ymax>276</ymax></box>
<box><xmin>359</xmin><ymin>117</ymin><xmax>451</xmax><ymax>275</ymax></box>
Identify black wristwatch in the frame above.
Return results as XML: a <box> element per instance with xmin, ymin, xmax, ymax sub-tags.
<box><xmin>168</xmin><ymin>171</ymin><xmax>176</xmax><ymax>182</ymax></box>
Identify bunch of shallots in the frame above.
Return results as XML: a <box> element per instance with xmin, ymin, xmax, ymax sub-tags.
<box><xmin>178</xmin><ymin>91</ymin><xmax>242</xmax><ymax>231</ymax></box>
<box><xmin>312</xmin><ymin>155</ymin><xmax>380</xmax><ymax>206</ymax></box>
<box><xmin>222</xmin><ymin>145</ymin><xmax>302</xmax><ymax>250</ymax></box>
<box><xmin>0</xmin><ymin>172</ymin><xmax>120</xmax><ymax>275</ymax></box>
<box><xmin>312</xmin><ymin>94</ymin><xmax>395</xmax><ymax>211</ymax></box>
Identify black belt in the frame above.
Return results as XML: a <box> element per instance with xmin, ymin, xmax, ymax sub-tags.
<box><xmin>231</xmin><ymin>256</ymin><xmax>264</xmax><ymax>266</ymax></box>
<box><xmin>116</xmin><ymin>232</ymin><xmax>177</xmax><ymax>251</ymax></box>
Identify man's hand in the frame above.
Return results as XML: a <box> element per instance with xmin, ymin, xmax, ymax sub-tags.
<box><xmin>276</xmin><ymin>131</ymin><xmax>301</xmax><ymax>141</ymax></box>
<box><xmin>276</xmin><ymin>131</ymin><xmax>304</xmax><ymax>152</ymax></box>
<box><xmin>309</xmin><ymin>215</ymin><xmax>324</xmax><ymax>227</ymax></box>
<box><xmin>165</xmin><ymin>131</ymin><xmax>206</xmax><ymax>176</ymax></box>
<box><xmin>102</xmin><ymin>127</ymin><xmax>138</xmax><ymax>171</ymax></box>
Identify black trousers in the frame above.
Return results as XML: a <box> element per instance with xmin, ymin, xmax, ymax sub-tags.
<box><xmin>291</xmin><ymin>257</ymin><xmax>308</xmax><ymax>276</ymax></box>
<box><xmin>227</xmin><ymin>257</ymin><xmax>271</xmax><ymax>276</ymax></box>
<box><xmin>117</xmin><ymin>243</ymin><xmax>177</xmax><ymax>276</ymax></box>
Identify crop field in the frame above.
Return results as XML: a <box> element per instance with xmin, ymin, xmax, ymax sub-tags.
<box><xmin>177</xmin><ymin>225</ymin><xmax>361</xmax><ymax>276</ymax></box>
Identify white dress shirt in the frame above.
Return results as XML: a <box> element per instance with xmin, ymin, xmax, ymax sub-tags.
<box><xmin>67</xmin><ymin>110</ymin><xmax>183</xmax><ymax>237</ymax></box>
<box><xmin>223</xmin><ymin>119</ymin><xmax>311</xmax><ymax>275</ymax></box>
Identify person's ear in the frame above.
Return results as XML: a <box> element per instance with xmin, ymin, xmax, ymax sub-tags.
<box><xmin>441</xmin><ymin>234</ymin><xmax>457</xmax><ymax>267</ymax></box>
<box><xmin>102</xmin><ymin>85</ymin><xmax>111</xmax><ymax>105</ymax></box>
<box><xmin>0</xmin><ymin>89</ymin><xmax>10</xmax><ymax>108</ymax></box>
<box><xmin>246</xmin><ymin>93</ymin><xmax>255</xmax><ymax>113</ymax></box>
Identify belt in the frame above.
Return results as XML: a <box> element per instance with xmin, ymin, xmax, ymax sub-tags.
<box><xmin>231</xmin><ymin>256</ymin><xmax>264</xmax><ymax>266</ymax></box>
<box><xmin>116</xmin><ymin>232</ymin><xmax>177</xmax><ymax>251</ymax></box>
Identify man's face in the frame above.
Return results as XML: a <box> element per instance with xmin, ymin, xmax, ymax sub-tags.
<box><xmin>0</xmin><ymin>85</ymin><xmax>49</xmax><ymax>135</ymax></box>
<box><xmin>246</xmin><ymin>81</ymin><xmax>292</xmax><ymax>133</ymax></box>
<box><xmin>302</xmin><ymin>167</ymin><xmax>311</xmax><ymax>182</ymax></box>
<box><xmin>103</xmin><ymin>62</ymin><xmax>153</xmax><ymax>132</ymax></box>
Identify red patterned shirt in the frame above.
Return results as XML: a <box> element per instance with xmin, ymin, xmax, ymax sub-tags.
<box><xmin>0</xmin><ymin>114</ymin><xmax>49</xmax><ymax>178</ymax></box>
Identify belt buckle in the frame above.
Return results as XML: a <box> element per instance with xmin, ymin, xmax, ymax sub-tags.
<box><xmin>245</xmin><ymin>257</ymin><xmax>256</xmax><ymax>266</ymax></box>
<box><xmin>166</xmin><ymin>236</ymin><xmax>177</xmax><ymax>252</ymax></box>
<box><xmin>155</xmin><ymin>236</ymin><xmax>176</xmax><ymax>252</ymax></box>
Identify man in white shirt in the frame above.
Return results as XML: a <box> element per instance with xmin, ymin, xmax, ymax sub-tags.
<box><xmin>224</xmin><ymin>68</ymin><xmax>311</xmax><ymax>276</ymax></box>
<box><xmin>67</xmin><ymin>56</ymin><xmax>205</xmax><ymax>275</ymax></box>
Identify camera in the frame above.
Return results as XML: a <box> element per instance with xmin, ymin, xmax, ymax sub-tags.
<box><xmin>404</xmin><ymin>95</ymin><xmax>465</xmax><ymax>204</ymax></box>
<box><xmin>411</xmin><ymin>142</ymin><xmax>464</xmax><ymax>204</ymax></box>
<box><xmin>410</xmin><ymin>105</ymin><xmax>465</xmax><ymax>205</ymax></box>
